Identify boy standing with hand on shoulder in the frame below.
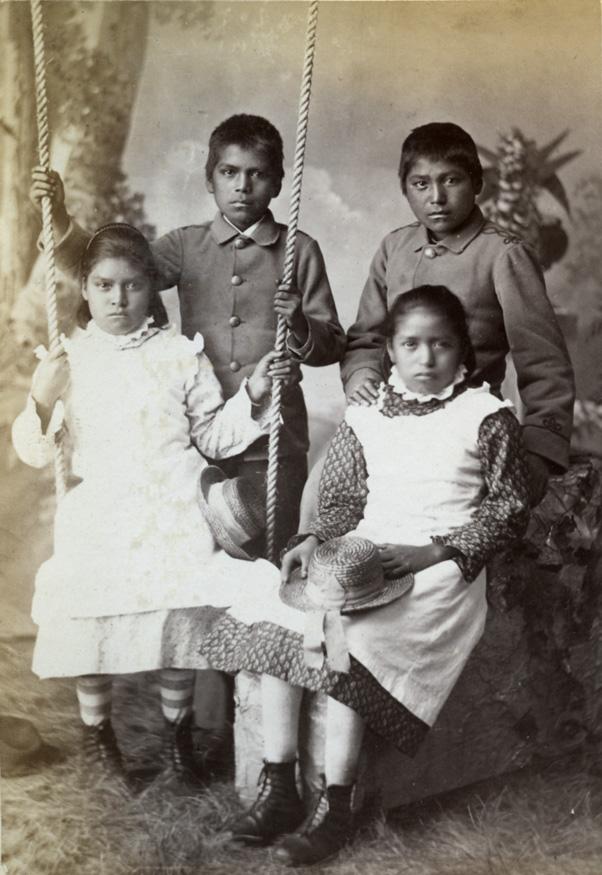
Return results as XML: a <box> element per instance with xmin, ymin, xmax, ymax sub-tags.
<box><xmin>32</xmin><ymin>114</ymin><xmax>345</xmax><ymax>554</ymax></box>
<box><xmin>342</xmin><ymin>122</ymin><xmax>574</xmax><ymax>503</ymax></box>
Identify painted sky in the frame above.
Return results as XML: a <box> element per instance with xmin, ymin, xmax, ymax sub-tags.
<box><xmin>123</xmin><ymin>0</ymin><xmax>602</xmax><ymax>431</ymax></box>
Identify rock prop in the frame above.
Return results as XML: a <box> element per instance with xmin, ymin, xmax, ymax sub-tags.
<box><xmin>234</xmin><ymin>458</ymin><xmax>602</xmax><ymax>810</ymax></box>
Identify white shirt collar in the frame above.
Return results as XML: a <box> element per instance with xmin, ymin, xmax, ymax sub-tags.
<box><xmin>222</xmin><ymin>213</ymin><xmax>265</xmax><ymax>238</ymax></box>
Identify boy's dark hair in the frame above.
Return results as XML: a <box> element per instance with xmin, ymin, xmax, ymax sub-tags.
<box><xmin>398</xmin><ymin>123</ymin><xmax>483</xmax><ymax>195</ymax></box>
<box><xmin>384</xmin><ymin>284</ymin><xmax>476</xmax><ymax>377</ymax></box>
<box><xmin>78</xmin><ymin>223</ymin><xmax>168</xmax><ymax>328</ymax></box>
<box><xmin>205</xmin><ymin>114</ymin><xmax>285</xmax><ymax>182</ymax></box>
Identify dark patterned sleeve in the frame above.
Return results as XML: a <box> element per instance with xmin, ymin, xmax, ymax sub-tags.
<box><xmin>433</xmin><ymin>407</ymin><xmax>531</xmax><ymax>582</ymax></box>
<box><xmin>310</xmin><ymin>420</ymin><xmax>369</xmax><ymax>541</ymax></box>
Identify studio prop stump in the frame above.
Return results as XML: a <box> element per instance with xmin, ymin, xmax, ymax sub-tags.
<box><xmin>234</xmin><ymin>458</ymin><xmax>602</xmax><ymax>810</ymax></box>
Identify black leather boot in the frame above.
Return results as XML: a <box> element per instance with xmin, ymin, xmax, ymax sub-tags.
<box><xmin>229</xmin><ymin>760</ymin><xmax>305</xmax><ymax>845</ymax></box>
<box><xmin>82</xmin><ymin>720</ymin><xmax>125</xmax><ymax>779</ymax></box>
<box><xmin>274</xmin><ymin>776</ymin><xmax>355</xmax><ymax>866</ymax></box>
<box><xmin>162</xmin><ymin>714</ymin><xmax>205</xmax><ymax>787</ymax></box>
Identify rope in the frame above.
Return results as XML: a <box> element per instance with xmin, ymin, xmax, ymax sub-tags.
<box><xmin>266</xmin><ymin>0</ymin><xmax>319</xmax><ymax>563</ymax></box>
<box><xmin>30</xmin><ymin>0</ymin><xmax>67</xmax><ymax>500</ymax></box>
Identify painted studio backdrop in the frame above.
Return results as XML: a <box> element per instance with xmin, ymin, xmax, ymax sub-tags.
<box><xmin>2</xmin><ymin>2</ymin><xmax>602</xmax><ymax>873</ymax></box>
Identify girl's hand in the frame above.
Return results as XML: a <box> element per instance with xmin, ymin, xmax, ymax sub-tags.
<box><xmin>30</xmin><ymin>167</ymin><xmax>70</xmax><ymax>238</ymax></box>
<box><xmin>247</xmin><ymin>350</ymin><xmax>299</xmax><ymax>402</ymax></box>
<box><xmin>274</xmin><ymin>282</ymin><xmax>308</xmax><ymax>344</ymax></box>
<box><xmin>31</xmin><ymin>344</ymin><xmax>70</xmax><ymax>418</ymax></box>
<box><xmin>281</xmin><ymin>535</ymin><xmax>320</xmax><ymax>584</ymax></box>
<box><xmin>377</xmin><ymin>542</ymin><xmax>456</xmax><ymax>578</ymax></box>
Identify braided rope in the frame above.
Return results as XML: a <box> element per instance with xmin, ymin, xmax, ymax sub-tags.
<box><xmin>266</xmin><ymin>0</ymin><xmax>319</xmax><ymax>562</ymax></box>
<box><xmin>30</xmin><ymin>0</ymin><xmax>66</xmax><ymax>500</ymax></box>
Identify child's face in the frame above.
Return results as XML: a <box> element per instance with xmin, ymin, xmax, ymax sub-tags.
<box><xmin>387</xmin><ymin>306</ymin><xmax>464</xmax><ymax>395</ymax></box>
<box><xmin>404</xmin><ymin>158</ymin><xmax>476</xmax><ymax>239</ymax></box>
<box><xmin>206</xmin><ymin>144</ymin><xmax>281</xmax><ymax>230</ymax></box>
<box><xmin>83</xmin><ymin>257</ymin><xmax>151</xmax><ymax>335</ymax></box>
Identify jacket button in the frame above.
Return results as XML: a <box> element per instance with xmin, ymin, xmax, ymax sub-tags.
<box><xmin>231</xmin><ymin>275</ymin><xmax>243</xmax><ymax>286</ymax></box>
<box><xmin>234</xmin><ymin>237</ymin><xmax>249</xmax><ymax>249</ymax></box>
<box><xmin>229</xmin><ymin>360</ymin><xmax>241</xmax><ymax>372</ymax></box>
<box><xmin>424</xmin><ymin>246</ymin><xmax>437</xmax><ymax>259</ymax></box>
<box><xmin>229</xmin><ymin>315</ymin><xmax>241</xmax><ymax>328</ymax></box>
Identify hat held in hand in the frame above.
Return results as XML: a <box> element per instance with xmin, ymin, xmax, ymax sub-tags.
<box><xmin>280</xmin><ymin>536</ymin><xmax>413</xmax><ymax>673</ymax></box>
<box><xmin>198</xmin><ymin>466</ymin><xmax>266</xmax><ymax>561</ymax></box>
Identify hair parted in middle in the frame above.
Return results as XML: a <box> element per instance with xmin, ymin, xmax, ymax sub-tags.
<box><xmin>205</xmin><ymin>114</ymin><xmax>285</xmax><ymax>182</ymax></box>
<box><xmin>398</xmin><ymin>122</ymin><xmax>483</xmax><ymax>195</ymax></box>
<box><xmin>78</xmin><ymin>223</ymin><xmax>168</xmax><ymax>328</ymax></box>
<box><xmin>383</xmin><ymin>284</ymin><xmax>476</xmax><ymax>377</ymax></box>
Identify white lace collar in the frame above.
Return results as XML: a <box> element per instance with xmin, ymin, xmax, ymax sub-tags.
<box><xmin>388</xmin><ymin>365</ymin><xmax>467</xmax><ymax>402</ymax></box>
<box><xmin>86</xmin><ymin>317</ymin><xmax>161</xmax><ymax>349</ymax></box>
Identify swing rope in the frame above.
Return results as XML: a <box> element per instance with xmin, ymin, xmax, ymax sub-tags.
<box><xmin>30</xmin><ymin>0</ymin><xmax>67</xmax><ymax>500</ymax></box>
<box><xmin>266</xmin><ymin>0</ymin><xmax>319</xmax><ymax>563</ymax></box>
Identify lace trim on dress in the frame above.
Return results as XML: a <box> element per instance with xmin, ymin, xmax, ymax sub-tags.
<box><xmin>85</xmin><ymin>317</ymin><xmax>163</xmax><ymax>350</ymax></box>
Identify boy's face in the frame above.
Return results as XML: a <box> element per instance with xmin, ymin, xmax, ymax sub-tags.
<box><xmin>404</xmin><ymin>158</ymin><xmax>477</xmax><ymax>240</ymax></box>
<box><xmin>207</xmin><ymin>144</ymin><xmax>282</xmax><ymax>230</ymax></box>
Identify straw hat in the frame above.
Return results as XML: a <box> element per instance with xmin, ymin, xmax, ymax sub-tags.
<box><xmin>280</xmin><ymin>535</ymin><xmax>413</xmax><ymax>614</ymax></box>
<box><xmin>198</xmin><ymin>466</ymin><xmax>265</xmax><ymax>561</ymax></box>
<box><xmin>280</xmin><ymin>536</ymin><xmax>413</xmax><ymax>673</ymax></box>
<box><xmin>0</xmin><ymin>715</ymin><xmax>63</xmax><ymax>777</ymax></box>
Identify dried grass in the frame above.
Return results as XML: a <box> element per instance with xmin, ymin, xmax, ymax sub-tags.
<box><xmin>2</xmin><ymin>638</ymin><xmax>602</xmax><ymax>875</ymax></box>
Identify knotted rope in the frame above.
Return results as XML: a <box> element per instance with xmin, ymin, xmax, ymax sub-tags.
<box><xmin>266</xmin><ymin>0</ymin><xmax>319</xmax><ymax>562</ymax></box>
<box><xmin>30</xmin><ymin>0</ymin><xmax>66</xmax><ymax>500</ymax></box>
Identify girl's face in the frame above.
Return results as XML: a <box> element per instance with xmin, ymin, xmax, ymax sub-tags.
<box><xmin>83</xmin><ymin>257</ymin><xmax>152</xmax><ymax>335</ymax></box>
<box><xmin>387</xmin><ymin>306</ymin><xmax>464</xmax><ymax>395</ymax></box>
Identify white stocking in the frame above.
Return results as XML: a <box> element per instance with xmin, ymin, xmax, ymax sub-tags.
<box><xmin>261</xmin><ymin>674</ymin><xmax>303</xmax><ymax>762</ymax></box>
<box><xmin>324</xmin><ymin>696</ymin><xmax>365</xmax><ymax>786</ymax></box>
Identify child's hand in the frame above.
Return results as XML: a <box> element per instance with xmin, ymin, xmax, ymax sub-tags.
<box><xmin>31</xmin><ymin>344</ymin><xmax>70</xmax><ymax>426</ymax></box>
<box><xmin>346</xmin><ymin>374</ymin><xmax>380</xmax><ymax>406</ymax></box>
<box><xmin>377</xmin><ymin>542</ymin><xmax>456</xmax><ymax>578</ymax></box>
<box><xmin>247</xmin><ymin>350</ymin><xmax>299</xmax><ymax>403</ymax></box>
<box><xmin>30</xmin><ymin>167</ymin><xmax>70</xmax><ymax>238</ymax></box>
<box><xmin>274</xmin><ymin>282</ymin><xmax>309</xmax><ymax>344</ymax></box>
<box><xmin>281</xmin><ymin>535</ymin><xmax>320</xmax><ymax>583</ymax></box>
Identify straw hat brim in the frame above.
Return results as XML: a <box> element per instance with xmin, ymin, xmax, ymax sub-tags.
<box><xmin>0</xmin><ymin>715</ymin><xmax>64</xmax><ymax>777</ymax></box>
<box><xmin>280</xmin><ymin>565</ymin><xmax>414</xmax><ymax>614</ymax></box>
<box><xmin>197</xmin><ymin>466</ymin><xmax>256</xmax><ymax>561</ymax></box>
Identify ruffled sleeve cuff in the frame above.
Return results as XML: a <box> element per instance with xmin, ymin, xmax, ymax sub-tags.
<box><xmin>11</xmin><ymin>395</ymin><xmax>65</xmax><ymax>469</ymax></box>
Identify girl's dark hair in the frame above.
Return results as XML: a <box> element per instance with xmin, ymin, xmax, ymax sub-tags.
<box><xmin>384</xmin><ymin>285</ymin><xmax>476</xmax><ymax>377</ymax></box>
<box><xmin>205</xmin><ymin>114</ymin><xmax>284</xmax><ymax>183</ymax></box>
<box><xmin>78</xmin><ymin>223</ymin><xmax>168</xmax><ymax>328</ymax></box>
<box><xmin>398</xmin><ymin>122</ymin><xmax>483</xmax><ymax>195</ymax></box>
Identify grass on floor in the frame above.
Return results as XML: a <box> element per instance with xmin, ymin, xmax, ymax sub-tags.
<box><xmin>2</xmin><ymin>638</ymin><xmax>602</xmax><ymax>875</ymax></box>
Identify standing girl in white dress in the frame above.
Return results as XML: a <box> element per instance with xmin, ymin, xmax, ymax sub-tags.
<box><xmin>12</xmin><ymin>223</ymin><xmax>291</xmax><ymax>790</ymax></box>
<box><xmin>193</xmin><ymin>284</ymin><xmax>531</xmax><ymax>866</ymax></box>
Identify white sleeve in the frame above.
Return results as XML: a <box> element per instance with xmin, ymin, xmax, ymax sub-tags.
<box><xmin>11</xmin><ymin>394</ymin><xmax>65</xmax><ymax>469</ymax></box>
<box><xmin>185</xmin><ymin>351</ymin><xmax>270</xmax><ymax>459</ymax></box>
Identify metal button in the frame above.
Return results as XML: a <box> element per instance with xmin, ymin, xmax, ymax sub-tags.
<box><xmin>231</xmin><ymin>274</ymin><xmax>243</xmax><ymax>286</ymax></box>
<box><xmin>424</xmin><ymin>246</ymin><xmax>437</xmax><ymax>259</ymax></box>
<box><xmin>234</xmin><ymin>237</ymin><xmax>249</xmax><ymax>249</ymax></box>
<box><xmin>229</xmin><ymin>360</ymin><xmax>241</xmax><ymax>372</ymax></box>
<box><xmin>229</xmin><ymin>315</ymin><xmax>241</xmax><ymax>328</ymax></box>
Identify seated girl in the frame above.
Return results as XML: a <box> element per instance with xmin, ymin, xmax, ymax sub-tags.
<box><xmin>195</xmin><ymin>284</ymin><xmax>531</xmax><ymax>865</ymax></box>
<box><xmin>12</xmin><ymin>222</ymin><xmax>293</xmax><ymax>791</ymax></box>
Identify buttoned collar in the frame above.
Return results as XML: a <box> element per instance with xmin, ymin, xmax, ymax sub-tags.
<box><xmin>412</xmin><ymin>206</ymin><xmax>486</xmax><ymax>255</ymax></box>
<box><xmin>211</xmin><ymin>210</ymin><xmax>281</xmax><ymax>247</ymax></box>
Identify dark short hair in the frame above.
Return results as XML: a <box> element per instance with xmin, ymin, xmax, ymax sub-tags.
<box><xmin>78</xmin><ymin>223</ymin><xmax>168</xmax><ymax>328</ymax></box>
<box><xmin>398</xmin><ymin>123</ymin><xmax>483</xmax><ymax>195</ymax></box>
<box><xmin>384</xmin><ymin>284</ymin><xmax>476</xmax><ymax>377</ymax></box>
<box><xmin>205</xmin><ymin>114</ymin><xmax>284</xmax><ymax>182</ymax></box>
